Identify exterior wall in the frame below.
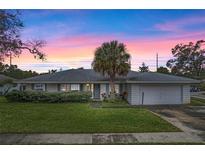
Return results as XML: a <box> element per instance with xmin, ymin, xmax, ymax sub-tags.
<box><xmin>127</xmin><ymin>84</ymin><xmax>141</xmax><ymax>105</ymax></box>
<box><xmin>127</xmin><ymin>84</ymin><xmax>132</xmax><ymax>104</ymax></box>
<box><xmin>82</xmin><ymin>84</ymin><xmax>91</xmax><ymax>92</ymax></box>
<box><xmin>97</xmin><ymin>83</ymin><xmax>121</xmax><ymax>100</ymax></box>
<box><xmin>182</xmin><ymin>85</ymin><xmax>190</xmax><ymax>104</ymax></box>
<box><xmin>25</xmin><ymin>84</ymin><xmax>32</xmax><ymax>91</ymax></box>
<box><xmin>115</xmin><ymin>84</ymin><xmax>120</xmax><ymax>93</ymax></box>
<box><xmin>47</xmin><ymin>84</ymin><xmax>58</xmax><ymax>92</ymax></box>
<box><xmin>91</xmin><ymin>84</ymin><xmax>94</xmax><ymax>98</ymax></box>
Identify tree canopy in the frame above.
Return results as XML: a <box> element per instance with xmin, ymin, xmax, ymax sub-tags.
<box><xmin>0</xmin><ymin>10</ymin><xmax>46</xmax><ymax>62</ymax></box>
<box><xmin>167</xmin><ymin>40</ymin><xmax>205</xmax><ymax>77</ymax></box>
<box><xmin>92</xmin><ymin>40</ymin><xmax>131</xmax><ymax>96</ymax></box>
<box><xmin>139</xmin><ymin>62</ymin><xmax>149</xmax><ymax>72</ymax></box>
<box><xmin>157</xmin><ymin>66</ymin><xmax>169</xmax><ymax>74</ymax></box>
<box><xmin>0</xmin><ymin>62</ymin><xmax>38</xmax><ymax>79</ymax></box>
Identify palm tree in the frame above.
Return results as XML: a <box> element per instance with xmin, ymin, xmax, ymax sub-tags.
<box><xmin>92</xmin><ymin>40</ymin><xmax>131</xmax><ymax>98</ymax></box>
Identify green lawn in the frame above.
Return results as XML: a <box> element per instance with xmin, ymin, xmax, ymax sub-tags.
<box><xmin>190</xmin><ymin>97</ymin><xmax>205</xmax><ymax>106</ymax></box>
<box><xmin>0</xmin><ymin>97</ymin><xmax>179</xmax><ymax>133</ymax></box>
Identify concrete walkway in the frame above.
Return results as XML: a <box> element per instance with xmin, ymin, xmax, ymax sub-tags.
<box><xmin>0</xmin><ymin>132</ymin><xmax>203</xmax><ymax>144</ymax></box>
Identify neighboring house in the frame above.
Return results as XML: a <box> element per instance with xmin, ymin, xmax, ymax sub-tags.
<box><xmin>0</xmin><ymin>74</ymin><xmax>17</xmax><ymax>95</ymax></box>
<box><xmin>16</xmin><ymin>69</ymin><xmax>199</xmax><ymax>105</ymax></box>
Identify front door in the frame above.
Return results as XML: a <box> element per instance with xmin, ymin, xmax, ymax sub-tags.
<box><xmin>94</xmin><ymin>84</ymin><xmax>100</xmax><ymax>99</ymax></box>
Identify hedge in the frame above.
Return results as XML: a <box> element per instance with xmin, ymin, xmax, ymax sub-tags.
<box><xmin>5</xmin><ymin>90</ymin><xmax>92</xmax><ymax>103</ymax></box>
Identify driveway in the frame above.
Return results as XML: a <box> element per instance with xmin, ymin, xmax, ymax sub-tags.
<box><xmin>148</xmin><ymin>105</ymin><xmax>205</xmax><ymax>141</ymax></box>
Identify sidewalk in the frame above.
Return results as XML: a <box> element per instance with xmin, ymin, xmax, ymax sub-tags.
<box><xmin>0</xmin><ymin>132</ymin><xmax>203</xmax><ymax>144</ymax></box>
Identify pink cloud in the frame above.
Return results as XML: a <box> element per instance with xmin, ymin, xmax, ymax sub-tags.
<box><xmin>50</xmin><ymin>35</ymin><xmax>118</xmax><ymax>48</ymax></box>
<box><xmin>9</xmin><ymin>30</ymin><xmax>205</xmax><ymax>72</ymax></box>
<box><xmin>155</xmin><ymin>16</ymin><xmax>205</xmax><ymax>32</ymax></box>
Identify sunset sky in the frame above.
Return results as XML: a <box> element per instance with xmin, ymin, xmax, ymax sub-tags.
<box><xmin>9</xmin><ymin>10</ymin><xmax>205</xmax><ymax>73</ymax></box>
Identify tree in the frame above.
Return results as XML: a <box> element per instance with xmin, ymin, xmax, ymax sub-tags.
<box><xmin>157</xmin><ymin>66</ymin><xmax>169</xmax><ymax>74</ymax></box>
<box><xmin>0</xmin><ymin>10</ymin><xmax>46</xmax><ymax>62</ymax></box>
<box><xmin>167</xmin><ymin>40</ymin><xmax>205</xmax><ymax>76</ymax></box>
<box><xmin>0</xmin><ymin>62</ymin><xmax>9</xmax><ymax>72</ymax></box>
<box><xmin>48</xmin><ymin>69</ymin><xmax>57</xmax><ymax>74</ymax></box>
<box><xmin>139</xmin><ymin>62</ymin><xmax>149</xmax><ymax>72</ymax></box>
<box><xmin>0</xmin><ymin>62</ymin><xmax>38</xmax><ymax>79</ymax></box>
<box><xmin>92</xmin><ymin>40</ymin><xmax>131</xmax><ymax>97</ymax></box>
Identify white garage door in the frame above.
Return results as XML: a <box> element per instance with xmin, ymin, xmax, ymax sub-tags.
<box><xmin>140</xmin><ymin>85</ymin><xmax>182</xmax><ymax>105</ymax></box>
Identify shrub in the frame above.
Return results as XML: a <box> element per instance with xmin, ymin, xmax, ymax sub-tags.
<box><xmin>199</xmin><ymin>82</ymin><xmax>205</xmax><ymax>91</ymax></box>
<box><xmin>103</xmin><ymin>97</ymin><xmax>128</xmax><ymax>104</ymax></box>
<box><xmin>5</xmin><ymin>90</ymin><xmax>91</xmax><ymax>103</ymax></box>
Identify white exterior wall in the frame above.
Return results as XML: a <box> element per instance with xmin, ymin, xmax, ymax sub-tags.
<box><xmin>47</xmin><ymin>84</ymin><xmax>58</xmax><ymax>92</ymax></box>
<box><xmin>182</xmin><ymin>85</ymin><xmax>190</xmax><ymax>104</ymax></box>
<box><xmin>128</xmin><ymin>84</ymin><xmax>141</xmax><ymax>105</ymax></box>
<box><xmin>115</xmin><ymin>84</ymin><xmax>120</xmax><ymax>93</ymax></box>
<box><xmin>99</xmin><ymin>83</ymin><xmax>120</xmax><ymax>100</ymax></box>
<box><xmin>107</xmin><ymin>84</ymin><xmax>120</xmax><ymax>93</ymax></box>
<box><xmin>126</xmin><ymin>84</ymin><xmax>131</xmax><ymax>103</ymax></box>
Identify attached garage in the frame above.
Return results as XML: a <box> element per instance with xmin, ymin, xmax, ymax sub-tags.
<box><xmin>139</xmin><ymin>85</ymin><xmax>182</xmax><ymax>105</ymax></box>
<box><xmin>127</xmin><ymin>84</ymin><xmax>191</xmax><ymax>105</ymax></box>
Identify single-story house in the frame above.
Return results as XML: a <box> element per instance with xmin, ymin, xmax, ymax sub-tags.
<box><xmin>16</xmin><ymin>68</ymin><xmax>200</xmax><ymax>105</ymax></box>
<box><xmin>0</xmin><ymin>74</ymin><xmax>17</xmax><ymax>95</ymax></box>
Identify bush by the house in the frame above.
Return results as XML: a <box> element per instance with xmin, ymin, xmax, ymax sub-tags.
<box><xmin>103</xmin><ymin>97</ymin><xmax>128</xmax><ymax>104</ymax></box>
<box><xmin>199</xmin><ymin>82</ymin><xmax>205</xmax><ymax>91</ymax></box>
<box><xmin>5</xmin><ymin>90</ymin><xmax>92</xmax><ymax>103</ymax></box>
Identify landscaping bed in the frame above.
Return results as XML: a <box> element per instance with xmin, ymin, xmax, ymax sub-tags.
<box><xmin>5</xmin><ymin>90</ymin><xmax>91</xmax><ymax>103</ymax></box>
<box><xmin>0</xmin><ymin>97</ymin><xmax>180</xmax><ymax>133</ymax></box>
<box><xmin>190</xmin><ymin>97</ymin><xmax>205</xmax><ymax>106</ymax></box>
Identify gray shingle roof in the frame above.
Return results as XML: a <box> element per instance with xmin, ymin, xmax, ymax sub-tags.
<box><xmin>18</xmin><ymin>69</ymin><xmax>199</xmax><ymax>84</ymax></box>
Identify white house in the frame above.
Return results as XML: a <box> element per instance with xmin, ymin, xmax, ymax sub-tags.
<box><xmin>16</xmin><ymin>69</ymin><xmax>200</xmax><ymax>105</ymax></box>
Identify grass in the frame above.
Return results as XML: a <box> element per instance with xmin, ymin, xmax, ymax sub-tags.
<box><xmin>0</xmin><ymin>97</ymin><xmax>179</xmax><ymax>133</ymax></box>
<box><xmin>190</xmin><ymin>97</ymin><xmax>205</xmax><ymax>106</ymax></box>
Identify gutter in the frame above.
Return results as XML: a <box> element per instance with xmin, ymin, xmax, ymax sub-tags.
<box><xmin>15</xmin><ymin>80</ymin><xmax>200</xmax><ymax>84</ymax></box>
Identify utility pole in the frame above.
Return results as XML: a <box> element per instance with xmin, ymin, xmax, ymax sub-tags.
<box><xmin>156</xmin><ymin>53</ymin><xmax>158</xmax><ymax>72</ymax></box>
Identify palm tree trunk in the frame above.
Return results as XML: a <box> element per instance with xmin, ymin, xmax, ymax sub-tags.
<box><xmin>110</xmin><ymin>78</ymin><xmax>115</xmax><ymax>99</ymax></box>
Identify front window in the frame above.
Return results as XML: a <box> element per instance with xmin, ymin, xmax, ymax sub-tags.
<box><xmin>34</xmin><ymin>84</ymin><xmax>45</xmax><ymax>91</ymax></box>
<box><xmin>70</xmin><ymin>84</ymin><xmax>80</xmax><ymax>91</ymax></box>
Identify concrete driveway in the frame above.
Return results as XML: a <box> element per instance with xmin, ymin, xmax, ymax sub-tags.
<box><xmin>148</xmin><ymin>105</ymin><xmax>205</xmax><ymax>141</ymax></box>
